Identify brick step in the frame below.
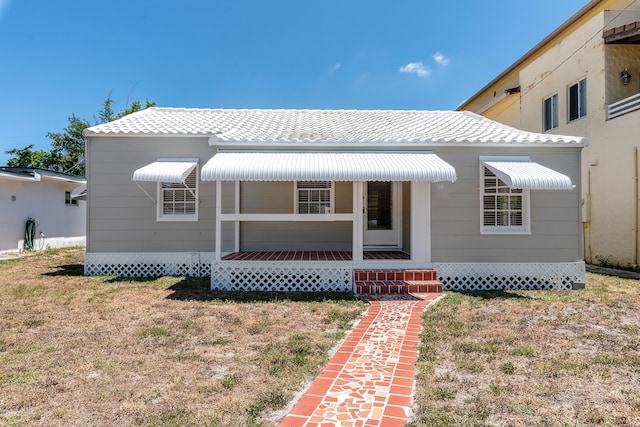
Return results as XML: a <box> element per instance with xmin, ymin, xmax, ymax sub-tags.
<box><xmin>355</xmin><ymin>280</ymin><xmax>442</xmax><ymax>295</ymax></box>
<box><xmin>354</xmin><ymin>269</ymin><xmax>438</xmax><ymax>282</ymax></box>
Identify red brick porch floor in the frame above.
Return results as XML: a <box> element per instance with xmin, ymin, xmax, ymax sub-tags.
<box><xmin>278</xmin><ymin>292</ymin><xmax>441</xmax><ymax>427</ymax></box>
<box><xmin>221</xmin><ymin>251</ymin><xmax>411</xmax><ymax>261</ymax></box>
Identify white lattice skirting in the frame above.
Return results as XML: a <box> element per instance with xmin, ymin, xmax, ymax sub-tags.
<box><xmin>84</xmin><ymin>253</ymin><xmax>585</xmax><ymax>292</ymax></box>
<box><xmin>84</xmin><ymin>252</ymin><xmax>214</xmax><ymax>277</ymax></box>
<box><xmin>211</xmin><ymin>261</ymin><xmax>353</xmax><ymax>292</ymax></box>
<box><xmin>433</xmin><ymin>262</ymin><xmax>586</xmax><ymax>291</ymax></box>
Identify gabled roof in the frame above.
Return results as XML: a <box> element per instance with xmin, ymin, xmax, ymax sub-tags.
<box><xmin>83</xmin><ymin>107</ymin><xmax>587</xmax><ymax>146</ymax></box>
<box><xmin>0</xmin><ymin>167</ymin><xmax>86</xmax><ymax>184</ymax></box>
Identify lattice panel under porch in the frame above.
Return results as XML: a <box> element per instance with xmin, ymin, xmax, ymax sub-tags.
<box><xmin>211</xmin><ymin>261</ymin><xmax>353</xmax><ymax>292</ymax></box>
<box><xmin>84</xmin><ymin>252</ymin><xmax>214</xmax><ymax>277</ymax></box>
<box><xmin>432</xmin><ymin>262</ymin><xmax>586</xmax><ymax>291</ymax></box>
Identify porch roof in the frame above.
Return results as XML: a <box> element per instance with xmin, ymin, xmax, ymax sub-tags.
<box><xmin>200</xmin><ymin>151</ymin><xmax>457</xmax><ymax>182</ymax></box>
<box><xmin>481</xmin><ymin>157</ymin><xmax>574</xmax><ymax>190</ymax></box>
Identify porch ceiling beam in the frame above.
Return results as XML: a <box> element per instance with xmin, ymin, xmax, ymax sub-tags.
<box><xmin>218</xmin><ymin>213</ymin><xmax>354</xmax><ymax>222</ymax></box>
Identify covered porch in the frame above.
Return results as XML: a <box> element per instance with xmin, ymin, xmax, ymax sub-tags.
<box><xmin>202</xmin><ymin>150</ymin><xmax>457</xmax><ymax>292</ymax></box>
<box><xmin>213</xmin><ymin>250</ymin><xmax>440</xmax><ymax>294</ymax></box>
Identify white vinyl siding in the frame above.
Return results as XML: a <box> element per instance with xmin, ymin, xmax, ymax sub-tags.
<box><xmin>543</xmin><ymin>93</ymin><xmax>558</xmax><ymax>131</ymax></box>
<box><xmin>481</xmin><ymin>166</ymin><xmax>530</xmax><ymax>234</ymax></box>
<box><xmin>296</xmin><ymin>181</ymin><xmax>333</xmax><ymax>214</ymax></box>
<box><xmin>568</xmin><ymin>78</ymin><xmax>587</xmax><ymax>122</ymax></box>
<box><xmin>158</xmin><ymin>167</ymin><xmax>198</xmax><ymax>221</ymax></box>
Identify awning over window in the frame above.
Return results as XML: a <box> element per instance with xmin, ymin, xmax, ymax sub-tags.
<box><xmin>132</xmin><ymin>160</ymin><xmax>197</xmax><ymax>183</ymax></box>
<box><xmin>70</xmin><ymin>183</ymin><xmax>87</xmax><ymax>200</ymax></box>
<box><xmin>201</xmin><ymin>151</ymin><xmax>457</xmax><ymax>182</ymax></box>
<box><xmin>481</xmin><ymin>157</ymin><xmax>574</xmax><ymax>190</ymax></box>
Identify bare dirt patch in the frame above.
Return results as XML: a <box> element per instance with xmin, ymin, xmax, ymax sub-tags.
<box><xmin>0</xmin><ymin>248</ymin><xmax>366</xmax><ymax>426</ymax></box>
<box><xmin>410</xmin><ymin>274</ymin><xmax>640</xmax><ymax>427</ymax></box>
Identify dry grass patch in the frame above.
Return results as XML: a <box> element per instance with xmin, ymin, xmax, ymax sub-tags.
<box><xmin>410</xmin><ymin>273</ymin><xmax>640</xmax><ymax>427</ymax></box>
<box><xmin>0</xmin><ymin>248</ymin><xmax>366</xmax><ymax>426</ymax></box>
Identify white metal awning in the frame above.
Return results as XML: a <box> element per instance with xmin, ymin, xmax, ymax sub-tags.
<box><xmin>201</xmin><ymin>151</ymin><xmax>457</xmax><ymax>182</ymax></box>
<box><xmin>132</xmin><ymin>160</ymin><xmax>198</xmax><ymax>183</ymax></box>
<box><xmin>481</xmin><ymin>157</ymin><xmax>574</xmax><ymax>190</ymax></box>
<box><xmin>70</xmin><ymin>183</ymin><xmax>87</xmax><ymax>200</ymax></box>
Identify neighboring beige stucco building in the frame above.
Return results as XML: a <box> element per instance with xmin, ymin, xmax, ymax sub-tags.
<box><xmin>460</xmin><ymin>0</ymin><xmax>640</xmax><ymax>268</ymax></box>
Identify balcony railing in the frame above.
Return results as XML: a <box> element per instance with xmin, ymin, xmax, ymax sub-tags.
<box><xmin>608</xmin><ymin>92</ymin><xmax>640</xmax><ymax>119</ymax></box>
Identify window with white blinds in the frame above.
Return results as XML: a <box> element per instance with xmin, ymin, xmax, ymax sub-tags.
<box><xmin>481</xmin><ymin>166</ymin><xmax>529</xmax><ymax>234</ymax></box>
<box><xmin>296</xmin><ymin>181</ymin><xmax>333</xmax><ymax>214</ymax></box>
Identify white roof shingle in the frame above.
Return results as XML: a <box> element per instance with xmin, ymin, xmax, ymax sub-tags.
<box><xmin>83</xmin><ymin>107</ymin><xmax>587</xmax><ymax>146</ymax></box>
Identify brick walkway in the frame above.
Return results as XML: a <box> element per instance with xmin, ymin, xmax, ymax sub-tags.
<box><xmin>278</xmin><ymin>293</ymin><xmax>441</xmax><ymax>427</ymax></box>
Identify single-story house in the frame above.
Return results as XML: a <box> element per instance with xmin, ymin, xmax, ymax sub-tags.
<box><xmin>82</xmin><ymin>108</ymin><xmax>587</xmax><ymax>292</ymax></box>
<box><xmin>0</xmin><ymin>167</ymin><xmax>86</xmax><ymax>252</ymax></box>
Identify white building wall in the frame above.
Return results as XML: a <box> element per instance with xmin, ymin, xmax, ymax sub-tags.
<box><xmin>0</xmin><ymin>178</ymin><xmax>86</xmax><ymax>252</ymax></box>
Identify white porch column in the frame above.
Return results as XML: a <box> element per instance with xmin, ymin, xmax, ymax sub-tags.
<box><xmin>352</xmin><ymin>182</ymin><xmax>363</xmax><ymax>262</ymax></box>
<box><xmin>410</xmin><ymin>181</ymin><xmax>431</xmax><ymax>266</ymax></box>
<box><xmin>234</xmin><ymin>180</ymin><xmax>240</xmax><ymax>252</ymax></box>
<box><xmin>215</xmin><ymin>180</ymin><xmax>222</xmax><ymax>261</ymax></box>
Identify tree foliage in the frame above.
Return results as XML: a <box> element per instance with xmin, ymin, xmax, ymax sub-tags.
<box><xmin>5</xmin><ymin>145</ymin><xmax>61</xmax><ymax>170</ymax></box>
<box><xmin>5</xmin><ymin>96</ymin><xmax>155</xmax><ymax>176</ymax></box>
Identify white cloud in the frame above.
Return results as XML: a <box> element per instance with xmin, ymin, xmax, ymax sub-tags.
<box><xmin>332</xmin><ymin>63</ymin><xmax>342</xmax><ymax>72</ymax></box>
<box><xmin>433</xmin><ymin>52</ymin><xmax>450</xmax><ymax>66</ymax></box>
<box><xmin>399</xmin><ymin>62</ymin><xmax>431</xmax><ymax>78</ymax></box>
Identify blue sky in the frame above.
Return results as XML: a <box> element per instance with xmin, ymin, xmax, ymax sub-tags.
<box><xmin>0</xmin><ymin>0</ymin><xmax>588</xmax><ymax>166</ymax></box>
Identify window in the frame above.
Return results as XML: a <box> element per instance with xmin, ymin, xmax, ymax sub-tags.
<box><xmin>543</xmin><ymin>93</ymin><xmax>558</xmax><ymax>131</ymax></box>
<box><xmin>481</xmin><ymin>166</ymin><xmax>529</xmax><ymax>234</ymax></box>
<box><xmin>158</xmin><ymin>166</ymin><xmax>198</xmax><ymax>221</ymax></box>
<box><xmin>568</xmin><ymin>78</ymin><xmax>587</xmax><ymax>122</ymax></box>
<box><xmin>296</xmin><ymin>181</ymin><xmax>333</xmax><ymax>214</ymax></box>
<box><xmin>65</xmin><ymin>191</ymin><xmax>78</xmax><ymax>206</ymax></box>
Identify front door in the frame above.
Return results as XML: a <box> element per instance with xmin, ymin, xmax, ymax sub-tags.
<box><xmin>363</xmin><ymin>181</ymin><xmax>401</xmax><ymax>248</ymax></box>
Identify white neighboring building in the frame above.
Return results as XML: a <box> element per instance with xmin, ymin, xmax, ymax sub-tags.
<box><xmin>0</xmin><ymin>167</ymin><xmax>86</xmax><ymax>252</ymax></box>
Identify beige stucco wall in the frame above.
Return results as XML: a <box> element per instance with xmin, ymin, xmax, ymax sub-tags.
<box><xmin>605</xmin><ymin>44</ymin><xmax>640</xmax><ymax>104</ymax></box>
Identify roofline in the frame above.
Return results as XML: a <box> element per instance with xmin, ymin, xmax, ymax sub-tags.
<box><xmin>458</xmin><ymin>0</ymin><xmax>603</xmax><ymax>110</ymax></box>
<box><xmin>209</xmin><ymin>141</ymin><xmax>589</xmax><ymax>149</ymax></box>
<box><xmin>0</xmin><ymin>167</ymin><xmax>86</xmax><ymax>183</ymax></box>
<box><xmin>0</xmin><ymin>171</ymin><xmax>37</xmax><ymax>181</ymax></box>
<box><xmin>84</xmin><ymin>132</ymin><xmax>211</xmax><ymax>138</ymax></box>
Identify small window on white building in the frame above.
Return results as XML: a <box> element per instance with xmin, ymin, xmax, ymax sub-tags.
<box><xmin>568</xmin><ymin>78</ymin><xmax>587</xmax><ymax>122</ymax></box>
<box><xmin>296</xmin><ymin>181</ymin><xmax>333</xmax><ymax>214</ymax></box>
<box><xmin>65</xmin><ymin>191</ymin><xmax>78</xmax><ymax>206</ymax></box>
<box><xmin>481</xmin><ymin>166</ymin><xmax>529</xmax><ymax>234</ymax></box>
<box><xmin>543</xmin><ymin>93</ymin><xmax>558</xmax><ymax>131</ymax></box>
<box><xmin>158</xmin><ymin>167</ymin><xmax>198</xmax><ymax>221</ymax></box>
